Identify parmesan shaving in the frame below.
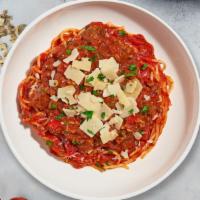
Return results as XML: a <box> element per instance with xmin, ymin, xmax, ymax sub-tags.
<box><xmin>99</xmin><ymin>57</ymin><xmax>119</xmax><ymax>80</ymax></box>
<box><xmin>64</xmin><ymin>66</ymin><xmax>85</xmax><ymax>85</ymax></box>
<box><xmin>72</xmin><ymin>57</ymin><xmax>92</xmax><ymax>71</ymax></box>
<box><xmin>100</xmin><ymin>124</ymin><xmax>118</xmax><ymax>144</ymax></box>
<box><xmin>63</xmin><ymin>48</ymin><xmax>79</xmax><ymax>64</ymax></box>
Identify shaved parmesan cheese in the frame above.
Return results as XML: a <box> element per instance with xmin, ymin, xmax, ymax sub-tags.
<box><xmin>103</xmin><ymin>83</ymin><xmax>121</xmax><ymax>97</ymax></box>
<box><xmin>63</xmin><ymin>108</ymin><xmax>77</xmax><ymax>117</ymax></box>
<box><xmin>50</xmin><ymin>95</ymin><xmax>58</xmax><ymax>102</ymax></box>
<box><xmin>98</xmin><ymin>103</ymin><xmax>113</xmax><ymax>121</ymax></box>
<box><xmin>100</xmin><ymin>124</ymin><xmax>118</xmax><ymax>144</ymax></box>
<box><xmin>80</xmin><ymin>115</ymin><xmax>103</xmax><ymax>137</ymax></box>
<box><xmin>64</xmin><ymin>66</ymin><xmax>85</xmax><ymax>85</ymax></box>
<box><xmin>133</xmin><ymin>132</ymin><xmax>143</xmax><ymax>140</ymax></box>
<box><xmin>72</xmin><ymin>57</ymin><xmax>92</xmax><ymax>71</ymax></box>
<box><xmin>99</xmin><ymin>57</ymin><xmax>119</xmax><ymax>80</ymax></box>
<box><xmin>85</xmin><ymin>68</ymin><xmax>107</xmax><ymax>90</ymax></box>
<box><xmin>144</xmin><ymin>95</ymin><xmax>150</xmax><ymax>101</ymax></box>
<box><xmin>117</xmin><ymin>90</ymin><xmax>129</xmax><ymax>107</ymax></box>
<box><xmin>35</xmin><ymin>73</ymin><xmax>40</xmax><ymax>79</ymax></box>
<box><xmin>125</xmin><ymin>78</ymin><xmax>143</xmax><ymax>99</ymax></box>
<box><xmin>63</xmin><ymin>48</ymin><xmax>79</xmax><ymax>64</ymax></box>
<box><xmin>78</xmin><ymin>92</ymin><xmax>102</xmax><ymax>113</ymax></box>
<box><xmin>120</xmin><ymin>97</ymin><xmax>139</xmax><ymax>118</ymax></box>
<box><xmin>57</xmin><ymin>86</ymin><xmax>77</xmax><ymax>105</ymax></box>
<box><xmin>53</xmin><ymin>60</ymin><xmax>61</xmax><ymax>67</ymax></box>
<box><xmin>51</xmin><ymin>70</ymin><xmax>56</xmax><ymax>80</ymax></box>
<box><xmin>49</xmin><ymin>80</ymin><xmax>58</xmax><ymax>87</ymax></box>
<box><xmin>109</xmin><ymin>115</ymin><xmax>123</xmax><ymax>130</ymax></box>
<box><xmin>121</xmin><ymin>150</ymin><xmax>129</xmax><ymax>159</ymax></box>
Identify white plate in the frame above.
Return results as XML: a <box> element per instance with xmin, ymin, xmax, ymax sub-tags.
<box><xmin>0</xmin><ymin>1</ymin><xmax>200</xmax><ymax>200</ymax></box>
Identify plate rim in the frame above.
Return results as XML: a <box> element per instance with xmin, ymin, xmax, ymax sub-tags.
<box><xmin>0</xmin><ymin>0</ymin><xmax>200</xmax><ymax>200</ymax></box>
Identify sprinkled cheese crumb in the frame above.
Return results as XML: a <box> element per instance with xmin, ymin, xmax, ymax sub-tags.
<box><xmin>133</xmin><ymin>132</ymin><xmax>143</xmax><ymax>140</ymax></box>
<box><xmin>144</xmin><ymin>95</ymin><xmax>150</xmax><ymax>101</ymax></box>
<box><xmin>50</xmin><ymin>95</ymin><xmax>58</xmax><ymax>102</ymax></box>
<box><xmin>35</xmin><ymin>73</ymin><xmax>40</xmax><ymax>79</ymax></box>
<box><xmin>53</xmin><ymin>60</ymin><xmax>61</xmax><ymax>67</ymax></box>
<box><xmin>121</xmin><ymin>150</ymin><xmax>129</xmax><ymax>159</ymax></box>
<box><xmin>49</xmin><ymin>80</ymin><xmax>58</xmax><ymax>87</ymax></box>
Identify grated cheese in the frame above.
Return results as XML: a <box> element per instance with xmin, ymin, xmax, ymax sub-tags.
<box><xmin>100</xmin><ymin>124</ymin><xmax>118</xmax><ymax>144</ymax></box>
<box><xmin>72</xmin><ymin>57</ymin><xmax>92</xmax><ymax>72</ymax></box>
<box><xmin>99</xmin><ymin>57</ymin><xmax>119</xmax><ymax>80</ymax></box>
<box><xmin>64</xmin><ymin>66</ymin><xmax>85</xmax><ymax>85</ymax></box>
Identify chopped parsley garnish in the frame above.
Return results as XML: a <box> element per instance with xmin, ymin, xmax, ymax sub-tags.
<box><xmin>89</xmin><ymin>55</ymin><xmax>96</xmax><ymax>62</ymax></box>
<box><xmin>95</xmin><ymin>162</ymin><xmax>101</xmax><ymax>167</ymax></box>
<box><xmin>139</xmin><ymin>130</ymin><xmax>144</xmax><ymax>135</ymax></box>
<box><xmin>87</xmin><ymin>129</ymin><xmax>95</xmax><ymax>135</ymax></box>
<box><xmin>129</xmin><ymin>64</ymin><xmax>137</xmax><ymax>71</ymax></box>
<box><xmin>107</xmin><ymin>150</ymin><xmax>113</xmax><ymax>154</ymax></box>
<box><xmin>46</xmin><ymin>140</ymin><xmax>53</xmax><ymax>147</ymax></box>
<box><xmin>141</xmin><ymin>105</ymin><xmax>149</xmax><ymax>114</ymax></box>
<box><xmin>50</xmin><ymin>103</ymin><xmax>57</xmax><ymax>110</ymax></box>
<box><xmin>125</xmin><ymin>71</ymin><xmax>137</xmax><ymax>77</ymax></box>
<box><xmin>81</xmin><ymin>45</ymin><xmax>96</xmax><ymax>51</ymax></box>
<box><xmin>97</xmin><ymin>73</ymin><xmax>105</xmax><ymax>81</ymax></box>
<box><xmin>66</xmin><ymin>49</ymin><xmax>72</xmax><ymax>55</ymax></box>
<box><xmin>109</xmin><ymin>94</ymin><xmax>115</xmax><ymax>98</ymax></box>
<box><xmin>82</xmin><ymin>111</ymin><xmax>94</xmax><ymax>120</ymax></box>
<box><xmin>141</xmin><ymin>63</ymin><xmax>148</xmax><ymax>70</ymax></box>
<box><xmin>118</xmin><ymin>30</ymin><xmax>126</xmax><ymax>36</ymax></box>
<box><xmin>129</xmin><ymin>109</ymin><xmax>134</xmax><ymax>114</ymax></box>
<box><xmin>55</xmin><ymin>113</ymin><xmax>65</xmax><ymax>120</ymax></box>
<box><xmin>86</xmin><ymin>76</ymin><xmax>94</xmax><ymax>83</ymax></box>
<box><xmin>101</xmin><ymin>112</ymin><xmax>106</xmax><ymax>119</ymax></box>
<box><xmin>72</xmin><ymin>140</ymin><xmax>80</xmax><ymax>145</ymax></box>
<box><xmin>79</xmin><ymin>84</ymin><xmax>85</xmax><ymax>90</ymax></box>
<box><xmin>92</xmin><ymin>90</ymin><xmax>98</xmax><ymax>96</ymax></box>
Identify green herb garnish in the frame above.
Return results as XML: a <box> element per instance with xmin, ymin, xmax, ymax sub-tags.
<box><xmin>97</xmin><ymin>73</ymin><xmax>105</xmax><ymax>81</ymax></box>
<box><xmin>55</xmin><ymin>113</ymin><xmax>65</xmax><ymax>120</ymax></box>
<box><xmin>129</xmin><ymin>64</ymin><xmax>137</xmax><ymax>71</ymax></box>
<box><xmin>46</xmin><ymin>140</ymin><xmax>53</xmax><ymax>147</ymax></box>
<box><xmin>125</xmin><ymin>71</ymin><xmax>137</xmax><ymax>77</ymax></box>
<box><xmin>139</xmin><ymin>130</ymin><xmax>144</xmax><ymax>135</ymax></box>
<box><xmin>87</xmin><ymin>129</ymin><xmax>95</xmax><ymax>135</ymax></box>
<box><xmin>141</xmin><ymin>63</ymin><xmax>148</xmax><ymax>70</ymax></box>
<box><xmin>101</xmin><ymin>112</ymin><xmax>106</xmax><ymax>119</ymax></box>
<box><xmin>89</xmin><ymin>55</ymin><xmax>96</xmax><ymax>62</ymax></box>
<box><xmin>109</xmin><ymin>94</ymin><xmax>115</xmax><ymax>98</ymax></box>
<box><xmin>79</xmin><ymin>84</ymin><xmax>85</xmax><ymax>90</ymax></box>
<box><xmin>66</xmin><ymin>49</ymin><xmax>72</xmax><ymax>55</ymax></box>
<box><xmin>72</xmin><ymin>140</ymin><xmax>80</xmax><ymax>145</ymax></box>
<box><xmin>92</xmin><ymin>90</ymin><xmax>98</xmax><ymax>96</ymax></box>
<box><xmin>129</xmin><ymin>109</ymin><xmax>134</xmax><ymax>114</ymax></box>
<box><xmin>82</xmin><ymin>110</ymin><xmax>94</xmax><ymax>120</ymax></box>
<box><xmin>81</xmin><ymin>45</ymin><xmax>96</xmax><ymax>51</ymax></box>
<box><xmin>118</xmin><ymin>30</ymin><xmax>126</xmax><ymax>36</ymax></box>
<box><xmin>50</xmin><ymin>103</ymin><xmax>57</xmax><ymax>110</ymax></box>
<box><xmin>86</xmin><ymin>76</ymin><xmax>94</xmax><ymax>83</ymax></box>
<box><xmin>95</xmin><ymin>162</ymin><xmax>101</xmax><ymax>167</ymax></box>
<box><xmin>141</xmin><ymin>105</ymin><xmax>149</xmax><ymax>114</ymax></box>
